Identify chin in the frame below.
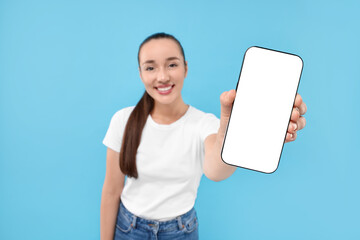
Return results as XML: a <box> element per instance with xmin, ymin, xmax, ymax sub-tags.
<box><xmin>154</xmin><ymin>98</ymin><xmax>177</xmax><ymax>106</ymax></box>
<box><xmin>153</xmin><ymin>94</ymin><xmax>180</xmax><ymax>106</ymax></box>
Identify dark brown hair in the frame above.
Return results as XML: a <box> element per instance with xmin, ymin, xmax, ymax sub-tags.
<box><xmin>119</xmin><ymin>32</ymin><xmax>186</xmax><ymax>178</ymax></box>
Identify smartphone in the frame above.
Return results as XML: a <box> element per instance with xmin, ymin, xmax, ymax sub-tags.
<box><xmin>221</xmin><ymin>46</ymin><xmax>303</xmax><ymax>173</ymax></box>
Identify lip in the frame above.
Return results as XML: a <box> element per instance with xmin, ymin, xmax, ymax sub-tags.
<box><xmin>155</xmin><ymin>84</ymin><xmax>175</xmax><ymax>95</ymax></box>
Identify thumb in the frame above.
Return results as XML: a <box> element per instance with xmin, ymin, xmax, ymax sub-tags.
<box><xmin>220</xmin><ymin>89</ymin><xmax>236</xmax><ymax>117</ymax></box>
<box><xmin>220</xmin><ymin>89</ymin><xmax>236</xmax><ymax>107</ymax></box>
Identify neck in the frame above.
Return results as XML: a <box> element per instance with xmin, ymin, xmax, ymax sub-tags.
<box><xmin>151</xmin><ymin>97</ymin><xmax>189</xmax><ymax>124</ymax></box>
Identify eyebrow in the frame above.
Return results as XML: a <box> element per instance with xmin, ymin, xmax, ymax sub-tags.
<box><xmin>142</xmin><ymin>57</ymin><xmax>181</xmax><ymax>65</ymax></box>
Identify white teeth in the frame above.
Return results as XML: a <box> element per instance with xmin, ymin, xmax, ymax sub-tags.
<box><xmin>157</xmin><ymin>86</ymin><xmax>172</xmax><ymax>91</ymax></box>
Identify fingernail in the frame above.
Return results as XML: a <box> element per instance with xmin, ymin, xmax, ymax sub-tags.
<box><xmin>293</xmin><ymin>123</ymin><xmax>297</xmax><ymax>131</ymax></box>
<box><xmin>289</xmin><ymin>133</ymin><xmax>293</xmax><ymax>138</ymax></box>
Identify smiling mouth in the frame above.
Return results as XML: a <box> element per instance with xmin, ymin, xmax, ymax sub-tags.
<box><xmin>156</xmin><ymin>85</ymin><xmax>172</xmax><ymax>91</ymax></box>
<box><xmin>154</xmin><ymin>84</ymin><xmax>175</xmax><ymax>94</ymax></box>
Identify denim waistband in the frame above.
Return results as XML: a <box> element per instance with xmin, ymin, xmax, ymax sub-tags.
<box><xmin>119</xmin><ymin>200</ymin><xmax>197</xmax><ymax>233</ymax></box>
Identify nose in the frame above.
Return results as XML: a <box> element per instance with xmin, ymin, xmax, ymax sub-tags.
<box><xmin>157</xmin><ymin>67</ymin><xmax>170</xmax><ymax>82</ymax></box>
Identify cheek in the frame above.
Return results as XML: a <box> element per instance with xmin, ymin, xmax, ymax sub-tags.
<box><xmin>144</xmin><ymin>84</ymin><xmax>155</xmax><ymax>94</ymax></box>
<box><xmin>176</xmin><ymin>77</ymin><xmax>185</xmax><ymax>88</ymax></box>
<box><xmin>174</xmin><ymin>71</ymin><xmax>185</xmax><ymax>83</ymax></box>
<box><xmin>141</xmin><ymin>76</ymin><xmax>154</xmax><ymax>88</ymax></box>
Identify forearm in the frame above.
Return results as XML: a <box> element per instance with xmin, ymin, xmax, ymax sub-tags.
<box><xmin>205</xmin><ymin>121</ymin><xmax>237</xmax><ymax>182</ymax></box>
<box><xmin>100</xmin><ymin>189</ymin><xmax>121</xmax><ymax>240</ymax></box>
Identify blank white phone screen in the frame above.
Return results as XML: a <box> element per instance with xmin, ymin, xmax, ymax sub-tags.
<box><xmin>221</xmin><ymin>46</ymin><xmax>303</xmax><ymax>173</ymax></box>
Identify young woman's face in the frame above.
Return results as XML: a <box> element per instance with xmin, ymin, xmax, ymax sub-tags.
<box><xmin>138</xmin><ymin>38</ymin><xmax>188</xmax><ymax>107</ymax></box>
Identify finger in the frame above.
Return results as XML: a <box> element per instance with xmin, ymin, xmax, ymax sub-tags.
<box><xmin>226</xmin><ymin>89</ymin><xmax>236</xmax><ymax>103</ymax></box>
<box><xmin>220</xmin><ymin>90</ymin><xmax>236</xmax><ymax>117</ymax></box>
<box><xmin>287</xmin><ymin>120</ymin><xmax>298</xmax><ymax>134</ymax></box>
<box><xmin>296</xmin><ymin>116</ymin><xmax>306</xmax><ymax>131</ymax></box>
<box><xmin>219</xmin><ymin>92</ymin><xmax>228</xmax><ymax>108</ymax></box>
<box><xmin>285</xmin><ymin>132</ymin><xmax>293</xmax><ymax>143</ymax></box>
<box><xmin>294</xmin><ymin>93</ymin><xmax>303</xmax><ymax>108</ymax></box>
<box><xmin>225</xmin><ymin>89</ymin><xmax>236</xmax><ymax>105</ymax></box>
<box><xmin>220</xmin><ymin>90</ymin><xmax>236</xmax><ymax>107</ymax></box>
<box><xmin>285</xmin><ymin>131</ymin><xmax>297</xmax><ymax>143</ymax></box>
<box><xmin>290</xmin><ymin>107</ymin><xmax>300</xmax><ymax>122</ymax></box>
<box><xmin>299</xmin><ymin>101</ymin><xmax>307</xmax><ymax>116</ymax></box>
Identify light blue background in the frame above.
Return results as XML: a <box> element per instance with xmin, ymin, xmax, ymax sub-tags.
<box><xmin>1</xmin><ymin>0</ymin><xmax>359</xmax><ymax>239</ymax></box>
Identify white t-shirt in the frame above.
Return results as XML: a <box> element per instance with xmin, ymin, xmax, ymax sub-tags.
<box><xmin>102</xmin><ymin>105</ymin><xmax>220</xmax><ymax>221</ymax></box>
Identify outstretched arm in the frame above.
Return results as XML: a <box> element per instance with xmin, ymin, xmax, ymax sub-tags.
<box><xmin>203</xmin><ymin>90</ymin><xmax>307</xmax><ymax>182</ymax></box>
<box><xmin>203</xmin><ymin>89</ymin><xmax>237</xmax><ymax>182</ymax></box>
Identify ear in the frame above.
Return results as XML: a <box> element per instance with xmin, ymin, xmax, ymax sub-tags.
<box><xmin>184</xmin><ymin>61</ymin><xmax>188</xmax><ymax>78</ymax></box>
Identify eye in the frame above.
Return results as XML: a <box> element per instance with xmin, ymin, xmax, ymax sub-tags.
<box><xmin>169</xmin><ymin>63</ymin><xmax>178</xmax><ymax>68</ymax></box>
<box><xmin>145</xmin><ymin>66</ymin><xmax>154</xmax><ymax>71</ymax></box>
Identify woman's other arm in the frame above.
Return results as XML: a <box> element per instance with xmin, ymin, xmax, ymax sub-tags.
<box><xmin>100</xmin><ymin>148</ymin><xmax>125</xmax><ymax>240</ymax></box>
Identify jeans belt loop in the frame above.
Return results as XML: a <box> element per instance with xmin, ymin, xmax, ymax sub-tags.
<box><xmin>131</xmin><ymin>215</ymin><xmax>137</xmax><ymax>229</ymax></box>
<box><xmin>177</xmin><ymin>216</ymin><xmax>184</xmax><ymax>230</ymax></box>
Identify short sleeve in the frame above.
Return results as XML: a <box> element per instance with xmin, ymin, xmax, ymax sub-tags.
<box><xmin>199</xmin><ymin>113</ymin><xmax>220</xmax><ymax>142</ymax></box>
<box><xmin>102</xmin><ymin>108</ymin><xmax>131</xmax><ymax>152</ymax></box>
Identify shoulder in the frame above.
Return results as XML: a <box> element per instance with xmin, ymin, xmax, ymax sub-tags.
<box><xmin>187</xmin><ymin>106</ymin><xmax>220</xmax><ymax>141</ymax></box>
<box><xmin>109</xmin><ymin>106</ymin><xmax>136</xmax><ymax>124</ymax></box>
<box><xmin>188</xmin><ymin>105</ymin><xmax>219</xmax><ymax>122</ymax></box>
<box><xmin>112</xmin><ymin>106</ymin><xmax>135</xmax><ymax>118</ymax></box>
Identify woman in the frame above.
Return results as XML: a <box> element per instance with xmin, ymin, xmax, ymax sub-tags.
<box><xmin>100</xmin><ymin>33</ymin><xmax>307</xmax><ymax>240</ymax></box>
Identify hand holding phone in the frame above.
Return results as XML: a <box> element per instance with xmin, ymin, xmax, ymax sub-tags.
<box><xmin>221</xmin><ymin>46</ymin><xmax>303</xmax><ymax>173</ymax></box>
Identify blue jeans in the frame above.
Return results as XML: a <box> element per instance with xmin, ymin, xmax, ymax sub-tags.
<box><xmin>114</xmin><ymin>201</ymin><xmax>199</xmax><ymax>240</ymax></box>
